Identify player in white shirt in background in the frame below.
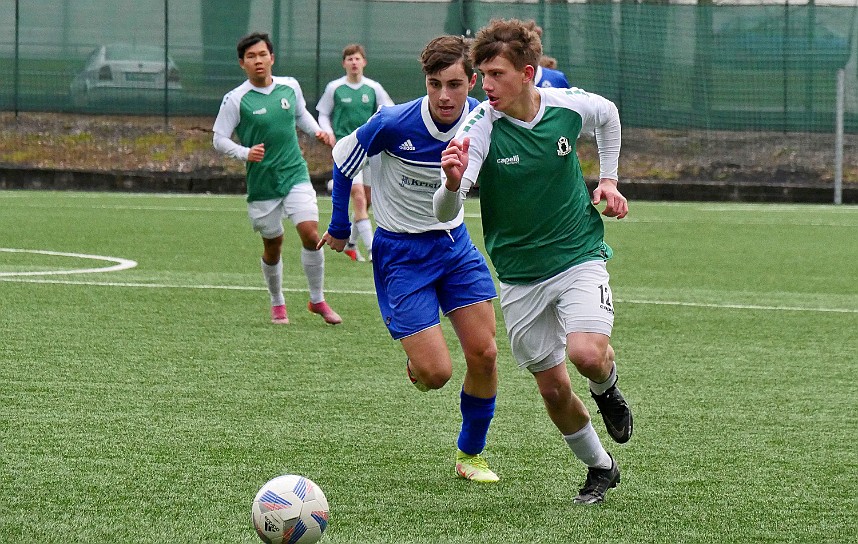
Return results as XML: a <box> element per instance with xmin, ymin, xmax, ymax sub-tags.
<box><xmin>316</xmin><ymin>44</ymin><xmax>394</xmax><ymax>262</ymax></box>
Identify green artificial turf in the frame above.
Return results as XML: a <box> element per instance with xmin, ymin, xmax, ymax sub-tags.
<box><xmin>1</xmin><ymin>191</ymin><xmax>855</xmax><ymax>543</ymax></box>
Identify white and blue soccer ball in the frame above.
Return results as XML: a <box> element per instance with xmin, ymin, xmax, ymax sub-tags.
<box><xmin>251</xmin><ymin>474</ymin><xmax>330</xmax><ymax>544</ymax></box>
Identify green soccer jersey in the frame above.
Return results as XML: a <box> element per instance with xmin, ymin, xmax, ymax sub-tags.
<box><xmin>213</xmin><ymin>76</ymin><xmax>313</xmax><ymax>202</ymax></box>
<box><xmin>459</xmin><ymin>87</ymin><xmax>621</xmax><ymax>284</ymax></box>
<box><xmin>331</xmin><ymin>83</ymin><xmax>377</xmax><ymax>139</ymax></box>
<box><xmin>317</xmin><ymin>76</ymin><xmax>393</xmax><ymax>139</ymax></box>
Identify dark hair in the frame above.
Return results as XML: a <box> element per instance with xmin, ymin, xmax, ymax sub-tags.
<box><xmin>420</xmin><ymin>35</ymin><xmax>474</xmax><ymax>79</ymax></box>
<box><xmin>471</xmin><ymin>19</ymin><xmax>542</xmax><ymax>71</ymax></box>
<box><xmin>237</xmin><ymin>32</ymin><xmax>273</xmax><ymax>59</ymax></box>
<box><xmin>342</xmin><ymin>43</ymin><xmax>367</xmax><ymax>60</ymax></box>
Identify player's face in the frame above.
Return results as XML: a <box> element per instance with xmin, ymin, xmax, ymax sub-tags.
<box><xmin>239</xmin><ymin>41</ymin><xmax>274</xmax><ymax>86</ymax></box>
<box><xmin>425</xmin><ymin>61</ymin><xmax>477</xmax><ymax>125</ymax></box>
<box><xmin>479</xmin><ymin>55</ymin><xmax>534</xmax><ymax>116</ymax></box>
<box><xmin>343</xmin><ymin>54</ymin><xmax>366</xmax><ymax>77</ymax></box>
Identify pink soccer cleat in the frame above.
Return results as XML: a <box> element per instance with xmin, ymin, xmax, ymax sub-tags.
<box><xmin>343</xmin><ymin>243</ymin><xmax>364</xmax><ymax>262</ymax></box>
<box><xmin>271</xmin><ymin>304</ymin><xmax>289</xmax><ymax>325</ymax></box>
<box><xmin>307</xmin><ymin>301</ymin><xmax>342</xmax><ymax>325</ymax></box>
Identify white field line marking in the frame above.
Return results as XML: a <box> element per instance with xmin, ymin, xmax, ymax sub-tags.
<box><xmin>618</xmin><ymin>298</ymin><xmax>856</xmax><ymax>314</ymax></box>
<box><xmin>7</xmin><ymin>201</ymin><xmax>486</xmax><ymax>219</ymax></box>
<box><xmin>0</xmin><ymin>277</ymin><xmax>376</xmax><ymax>295</ymax></box>
<box><xmin>0</xmin><ymin>276</ymin><xmax>854</xmax><ymax>314</ymax></box>
<box><xmin>9</xmin><ymin>200</ymin><xmax>854</xmax><ymax>225</ymax></box>
<box><xmin>0</xmin><ymin>248</ymin><xmax>137</xmax><ymax>277</ymax></box>
<box><xmin>613</xmin><ymin>217</ymin><xmax>857</xmax><ymax>228</ymax></box>
<box><xmin>697</xmin><ymin>204</ymin><xmax>858</xmax><ymax>213</ymax></box>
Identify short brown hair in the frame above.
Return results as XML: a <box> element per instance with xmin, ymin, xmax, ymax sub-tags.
<box><xmin>342</xmin><ymin>43</ymin><xmax>366</xmax><ymax>61</ymax></box>
<box><xmin>540</xmin><ymin>55</ymin><xmax>557</xmax><ymax>69</ymax></box>
<box><xmin>471</xmin><ymin>19</ymin><xmax>542</xmax><ymax>71</ymax></box>
<box><xmin>420</xmin><ymin>35</ymin><xmax>474</xmax><ymax>78</ymax></box>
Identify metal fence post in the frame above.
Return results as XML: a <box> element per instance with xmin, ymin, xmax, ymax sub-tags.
<box><xmin>834</xmin><ymin>68</ymin><xmax>845</xmax><ymax>205</ymax></box>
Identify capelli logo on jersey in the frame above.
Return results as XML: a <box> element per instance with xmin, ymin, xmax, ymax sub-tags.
<box><xmin>252</xmin><ymin>108</ymin><xmax>267</xmax><ymax>115</ymax></box>
<box><xmin>496</xmin><ymin>155</ymin><xmax>520</xmax><ymax>165</ymax></box>
<box><xmin>557</xmin><ymin>136</ymin><xmax>572</xmax><ymax>156</ymax></box>
<box><xmin>280</xmin><ymin>98</ymin><xmax>290</xmax><ymax>110</ymax></box>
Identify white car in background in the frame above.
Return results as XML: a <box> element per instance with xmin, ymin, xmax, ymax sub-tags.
<box><xmin>70</xmin><ymin>44</ymin><xmax>182</xmax><ymax>108</ymax></box>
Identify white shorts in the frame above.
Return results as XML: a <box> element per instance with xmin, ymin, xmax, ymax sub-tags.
<box><xmin>499</xmin><ymin>260</ymin><xmax>615</xmax><ymax>373</ymax></box>
<box><xmin>358</xmin><ymin>156</ymin><xmax>381</xmax><ymax>189</ymax></box>
<box><xmin>247</xmin><ymin>182</ymin><xmax>319</xmax><ymax>239</ymax></box>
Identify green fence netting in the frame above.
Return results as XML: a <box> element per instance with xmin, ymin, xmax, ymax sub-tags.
<box><xmin>2</xmin><ymin>0</ymin><xmax>857</xmax><ymax>132</ymax></box>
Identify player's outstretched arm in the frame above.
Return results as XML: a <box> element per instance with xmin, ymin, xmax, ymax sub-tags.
<box><xmin>318</xmin><ymin>163</ymin><xmax>354</xmax><ymax>251</ymax></box>
<box><xmin>592</xmin><ymin>178</ymin><xmax>628</xmax><ymax>219</ymax></box>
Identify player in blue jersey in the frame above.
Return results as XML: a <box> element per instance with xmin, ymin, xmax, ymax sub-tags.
<box><xmin>213</xmin><ymin>32</ymin><xmax>341</xmax><ymax>326</ymax></box>
<box><xmin>317</xmin><ymin>36</ymin><xmax>501</xmax><ymax>483</ymax></box>
<box><xmin>436</xmin><ymin>19</ymin><xmax>632</xmax><ymax>505</ymax></box>
<box><xmin>536</xmin><ymin>63</ymin><xmax>570</xmax><ymax>88</ymax></box>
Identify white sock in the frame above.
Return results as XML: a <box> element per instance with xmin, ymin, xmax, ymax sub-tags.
<box><xmin>348</xmin><ymin>215</ymin><xmax>359</xmax><ymax>247</ymax></box>
<box><xmin>589</xmin><ymin>362</ymin><xmax>618</xmax><ymax>396</ymax></box>
<box><xmin>563</xmin><ymin>421</ymin><xmax>612</xmax><ymax>469</ymax></box>
<box><xmin>301</xmin><ymin>247</ymin><xmax>325</xmax><ymax>304</ymax></box>
<box><xmin>260</xmin><ymin>258</ymin><xmax>285</xmax><ymax>307</ymax></box>
<box><xmin>355</xmin><ymin>218</ymin><xmax>373</xmax><ymax>253</ymax></box>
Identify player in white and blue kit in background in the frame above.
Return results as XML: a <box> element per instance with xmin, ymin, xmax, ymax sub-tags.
<box><xmin>317</xmin><ymin>36</ymin><xmax>501</xmax><ymax>483</ymax></box>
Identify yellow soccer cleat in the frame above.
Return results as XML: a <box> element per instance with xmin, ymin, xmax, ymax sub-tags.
<box><xmin>455</xmin><ymin>450</ymin><xmax>499</xmax><ymax>483</ymax></box>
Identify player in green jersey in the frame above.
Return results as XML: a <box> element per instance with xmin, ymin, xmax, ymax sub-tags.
<box><xmin>317</xmin><ymin>44</ymin><xmax>394</xmax><ymax>262</ymax></box>
<box><xmin>435</xmin><ymin>19</ymin><xmax>632</xmax><ymax>504</ymax></box>
<box><xmin>213</xmin><ymin>32</ymin><xmax>341</xmax><ymax>326</ymax></box>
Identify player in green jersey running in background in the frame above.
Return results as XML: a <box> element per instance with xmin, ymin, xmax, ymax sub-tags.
<box><xmin>213</xmin><ymin>32</ymin><xmax>342</xmax><ymax>326</ymax></box>
<box><xmin>435</xmin><ymin>18</ymin><xmax>633</xmax><ymax>504</ymax></box>
<box><xmin>317</xmin><ymin>44</ymin><xmax>394</xmax><ymax>262</ymax></box>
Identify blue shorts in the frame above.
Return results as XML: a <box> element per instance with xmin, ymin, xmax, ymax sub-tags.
<box><xmin>372</xmin><ymin>223</ymin><xmax>498</xmax><ymax>340</ymax></box>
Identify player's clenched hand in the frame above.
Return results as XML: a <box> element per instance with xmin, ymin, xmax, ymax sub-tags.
<box><xmin>316</xmin><ymin>131</ymin><xmax>335</xmax><ymax>147</ymax></box>
<box><xmin>316</xmin><ymin>231</ymin><xmax>348</xmax><ymax>252</ymax></box>
<box><xmin>592</xmin><ymin>178</ymin><xmax>628</xmax><ymax>219</ymax></box>
<box><xmin>247</xmin><ymin>143</ymin><xmax>265</xmax><ymax>162</ymax></box>
<box><xmin>441</xmin><ymin>137</ymin><xmax>469</xmax><ymax>191</ymax></box>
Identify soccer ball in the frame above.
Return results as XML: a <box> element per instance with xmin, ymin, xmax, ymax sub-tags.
<box><xmin>251</xmin><ymin>474</ymin><xmax>330</xmax><ymax>544</ymax></box>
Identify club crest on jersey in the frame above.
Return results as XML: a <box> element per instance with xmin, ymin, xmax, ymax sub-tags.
<box><xmin>280</xmin><ymin>98</ymin><xmax>290</xmax><ymax>110</ymax></box>
<box><xmin>362</xmin><ymin>94</ymin><xmax>369</xmax><ymax>103</ymax></box>
<box><xmin>556</xmin><ymin>136</ymin><xmax>571</xmax><ymax>156</ymax></box>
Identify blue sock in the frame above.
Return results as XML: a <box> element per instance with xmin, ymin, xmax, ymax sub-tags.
<box><xmin>457</xmin><ymin>389</ymin><xmax>496</xmax><ymax>455</ymax></box>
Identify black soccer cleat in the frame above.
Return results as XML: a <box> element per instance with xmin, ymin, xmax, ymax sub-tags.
<box><xmin>573</xmin><ymin>454</ymin><xmax>620</xmax><ymax>505</ymax></box>
<box><xmin>591</xmin><ymin>382</ymin><xmax>633</xmax><ymax>444</ymax></box>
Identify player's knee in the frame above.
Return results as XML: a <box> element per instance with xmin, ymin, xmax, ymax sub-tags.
<box><xmin>465</xmin><ymin>341</ymin><xmax>497</xmax><ymax>375</ymax></box>
<box><xmin>567</xmin><ymin>343</ymin><xmax>608</xmax><ymax>376</ymax></box>
<box><xmin>538</xmin><ymin>378</ymin><xmax>572</xmax><ymax>409</ymax></box>
<box><xmin>422</xmin><ymin>366</ymin><xmax>453</xmax><ymax>390</ymax></box>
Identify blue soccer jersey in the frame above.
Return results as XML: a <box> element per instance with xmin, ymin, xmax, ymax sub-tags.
<box><xmin>535</xmin><ymin>66</ymin><xmax>570</xmax><ymax>89</ymax></box>
<box><xmin>329</xmin><ymin>95</ymin><xmax>480</xmax><ymax>236</ymax></box>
